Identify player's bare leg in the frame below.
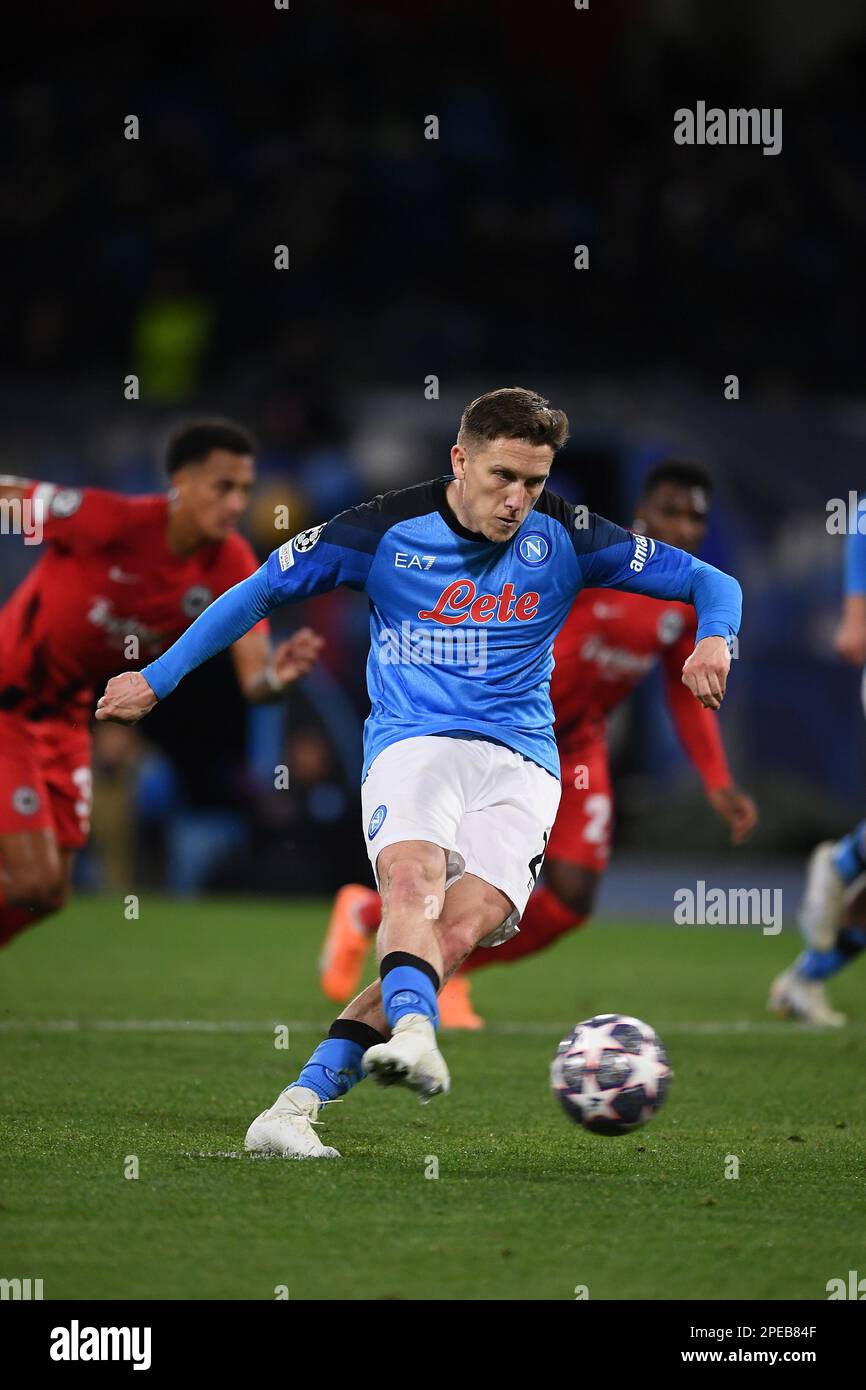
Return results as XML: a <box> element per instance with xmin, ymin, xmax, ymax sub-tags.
<box><xmin>352</xmin><ymin>839</ymin><xmax>451</xmax><ymax>1097</ymax></box>
<box><xmin>356</xmin><ymin>863</ymin><xmax>513</xmax><ymax>1092</ymax></box>
<box><xmin>0</xmin><ymin>832</ymin><xmax>74</xmax><ymax>947</ymax></box>
<box><xmin>246</xmin><ymin>840</ymin><xmax>446</xmax><ymax>1157</ymax></box>
<box><xmin>245</xmin><ymin>869</ymin><xmax>514</xmax><ymax>1157</ymax></box>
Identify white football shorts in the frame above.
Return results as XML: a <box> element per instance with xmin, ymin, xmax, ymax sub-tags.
<box><xmin>360</xmin><ymin>734</ymin><xmax>561</xmax><ymax>947</ymax></box>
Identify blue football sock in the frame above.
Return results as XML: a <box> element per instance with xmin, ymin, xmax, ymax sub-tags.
<box><xmin>290</xmin><ymin>1020</ymin><xmax>385</xmax><ymax>1103</ymax></box>
<box><xmin>380</xmin><ymin>951</ymin><xmax>440</xmax><ymax>1030</ymax></box>
<box><xmin>795</xmin><ymin>928</ymin><xmax>866</xmax><ymax>982</ymax></box>
<box><xmin>831</xmin><ymin>822</ymin><xmax>866</xmax><ymax>885</ymax></box>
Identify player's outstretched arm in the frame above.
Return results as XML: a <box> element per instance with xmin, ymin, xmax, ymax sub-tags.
<box><xmin>577</xmin><ymin>515</ymin><xmax>742</xmax><ymax>708</ymax></box>
<box><xmin>95</xmin><ymin>564</ymin><xmax>278</xmax><ymax>724</ymax></box>
<box><xmin>660</xmin><ymin>636</ymin><xmax>758</xmax><ymax>841</ymax></box>
<box><xmin>96</xmin><ymin>511</ymin><xmax>373</xmax><ymax>722</ymax></box>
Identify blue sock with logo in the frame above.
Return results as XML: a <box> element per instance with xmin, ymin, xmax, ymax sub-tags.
<box><xmin>380</xmin><ymin>951</ymin><xmax>440</xmax><ymax>1030</ymax></box>
<box><xmin>290</xmin><ymin>1020</ymin><xmax>386</xmax><ymax>1103</ymax></box>
<box><xmin>795</xmin><ymin>928</ymin><xmax>866</xmax><ymax>982</ymax></box>
<box><xmin>831</xmin><ymin>822</ymin><xmax>866</xmax><ymax>885</ymax></box>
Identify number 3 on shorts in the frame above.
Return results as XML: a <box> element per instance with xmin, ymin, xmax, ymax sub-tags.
<box><xmin>528</xmin><ymin>828</ymin><xmax>549</xmax><ymax>891</ymax></box>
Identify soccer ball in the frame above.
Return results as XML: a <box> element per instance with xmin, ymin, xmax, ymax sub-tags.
<box><xmin>550</xmin><ymin>1013</ymin><xmax>672</xmax><ymax>1136</ymax></box>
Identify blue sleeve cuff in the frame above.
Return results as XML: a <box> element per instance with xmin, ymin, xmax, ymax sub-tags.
<box><xmin>695</xmin><ymin>620</ymin><xmax>736</xmax><ymax>642</ymax></box>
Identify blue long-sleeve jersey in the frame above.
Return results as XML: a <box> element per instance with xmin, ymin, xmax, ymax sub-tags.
<box><xmin>141</xmin><ymin>476</ymin><xmax>742</xmax><ymax>782</ymax></box>
<box><xmin>845</xmin><ymin>523</ymin><xmax>866</xmax><ymax>595</ymax></box>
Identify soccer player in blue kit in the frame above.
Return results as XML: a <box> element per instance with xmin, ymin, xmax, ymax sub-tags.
<box><xmin>770</xmin><ymin>517</ymin><xmax>866</xmax><ymax>1026</ymax></box>
<box><xmin>97</xmin><ymin>388</ymin><xmax>742</xmax><ymax>1159</ymax></box>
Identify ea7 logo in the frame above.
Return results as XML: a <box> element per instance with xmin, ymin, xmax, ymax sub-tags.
<box><xmin>394</xmin><ymin>553</ymin><xmax>435</xmax><ymax>569</ymax></box>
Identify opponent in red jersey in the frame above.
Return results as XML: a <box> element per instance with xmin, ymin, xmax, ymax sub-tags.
<box><xmin>0</xmin><ymin>419</ymin><xmax>322</xmax><ymax>947</ymax></box>
<box><xmin>318</xmin><ymin>460</ymin><xmax>757</xmax><ymax>1024</ymax></box>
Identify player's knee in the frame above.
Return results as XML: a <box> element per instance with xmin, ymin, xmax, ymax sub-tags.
<box><xmin>545</xmin><ymin>863</ymin><xmax>598</xmax><ymax>920</ymax></box>
<box><xmin>379</xmin><ymin>851</ymin><xmax>442</xmax><ymax>907</ymax></box>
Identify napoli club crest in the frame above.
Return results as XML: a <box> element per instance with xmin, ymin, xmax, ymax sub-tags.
<box><xmin>368</xmin><ymin>804</ymin><xmax>387</xmax><ymax>840</ymax></box>
<box><xmin>518</xmin><ymin>532</ymin><xmax>550</xmax><ymax>567</ymax></box>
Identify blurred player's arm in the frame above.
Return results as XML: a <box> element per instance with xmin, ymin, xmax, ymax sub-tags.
<box><xmin>836</xmin><ymin>521</ymin><xmax>866</xmax><ymax>665</ymax></box>
<box><xmin>1</xmin><ymin>478</ymin><xmax>136</xmax><ymax>546</ymax></box>
<box><xmin>0</xmin><ymin>475</ymin><xmax>33</xmax><ymax>501</ymax></box>
<box><xmin>576</xmin><ymin>514</ymin><xmax>742</xmax><ymax>711</ymax></box>
<box><xmin>96</xmin><ymin>514</ymin><xmax>373</xmax><ymax>724</ymax></box>
<box><xmin>229</xmin><ymin>625</ymin><xmax>324</xmax><ymax>702</ymax></box>
<box><xmin>660</xmin><ymin>631</ymin><xmax>757</xmax><ymax>845</ymax></box>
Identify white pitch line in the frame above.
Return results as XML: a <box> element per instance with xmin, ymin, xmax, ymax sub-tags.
<box><xmin>0</xmin><ymin>1018</ymin><xmax>863</xmax><ymax>1037</ymax></box>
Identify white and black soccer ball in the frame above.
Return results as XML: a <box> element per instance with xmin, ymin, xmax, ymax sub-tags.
<box><xmin>550</xmin><ymin>1013</ymin><xmax>672</xmax><ymax>1136</ymax></box>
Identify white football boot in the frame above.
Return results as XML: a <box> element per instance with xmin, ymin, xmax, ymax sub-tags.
<box><xmin>799</xmin><ymin>841</ymin><xmax>847</xmax><ymax>950</ymax></box>
<box><xmin>362</xmin><ymin>1013</ymin><xmax>450</xmax><ymax>1100</ymax></box>
<box><xmin>768</xmin><ymin>969</ymin><xmax>847</xmax><ymax>1027</ymax></box>
<box><xmin>244</xmin><ymin>1085</ymin><xmax>341</xmax><ymax>1158</ymax></box>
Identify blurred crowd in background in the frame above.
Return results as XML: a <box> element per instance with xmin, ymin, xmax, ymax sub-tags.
<box><xmin>1</xmin><ymin>0</ymin><xmax>864</xmax><ymax>895</ymax></box>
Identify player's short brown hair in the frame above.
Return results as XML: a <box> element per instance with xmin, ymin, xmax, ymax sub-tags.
<box><xmin>457</xmin><ymin>387</ymin><xmax>569</xmax><ymax>454</ymax></box>
<box><xmin>166</xmin><ymin>418</ymin><xmax>258</xmax><ymax>475</ymax></box>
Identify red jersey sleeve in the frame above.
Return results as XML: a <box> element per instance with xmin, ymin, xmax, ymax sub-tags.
<box><xmin>216</xmin><ymin>532</ymin><xmax>270</xmax><ymax>637</ymax></box>
<box><xmin>661</xmin><ymin>622</ymin><xmax>732</xmax><ymax>793</ymax></box>
<box><xmin>27</xmin><ymin>483</ymin><xmax>142</xmax><ymax>552</ymax></box>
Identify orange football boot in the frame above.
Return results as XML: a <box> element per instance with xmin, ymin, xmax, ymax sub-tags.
<box><xmin>438</xmin><ymin>975</ymin><xmax>485</xmax><ymax>1030</ymax></box>
<box><xmin>319</xmin><ymin>884</ymin><xmax>378</xmax><ymax>1002</ymax></box>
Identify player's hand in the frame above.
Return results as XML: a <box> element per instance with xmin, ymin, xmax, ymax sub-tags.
<box><xmin>835</xmin><ymin>598</ymin><xmax>866</xmax><ymax>666</ymax></box>
<box><xmin>707</xmin><ymin>785</ymin><xmax>758</xmax><ymax>845</ymax></box>
<box><xmin>269</xmin><ymin>627</ymin><xmax>324</xmax><ymax>689</ymax></box>
<box><xmin>95</xmin><ymin>671</ymin><xmax>158</xmax><ymax>724</ymax></box>
<box><xmin>681</xmin><ymin>636</ymin><xmax>731</xmax><ymax>710</ymax></box>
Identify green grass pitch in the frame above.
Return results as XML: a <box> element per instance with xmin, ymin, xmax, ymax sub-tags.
<box><xmin>1</xmin><ymin>895</ymin><xmax>863</xmax><ymax>1301</ymax></box>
